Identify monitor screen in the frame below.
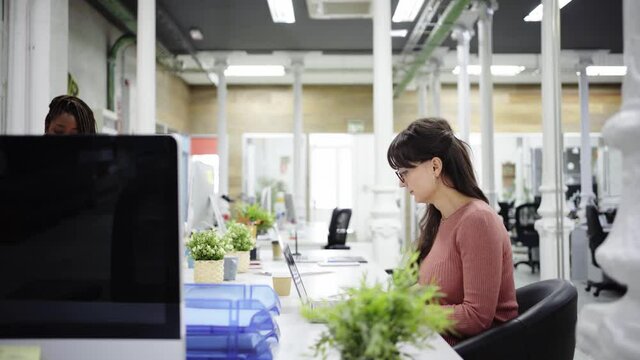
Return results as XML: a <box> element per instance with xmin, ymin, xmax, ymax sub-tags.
<box><xmin>0</xmin><ymin>136</ymin><xmax>181</xmax><ymax>340</ymax></box>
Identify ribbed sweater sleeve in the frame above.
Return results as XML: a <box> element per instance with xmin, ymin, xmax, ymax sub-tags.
<box><xmin>444</xmin><ymin>210</ymin><xmax>504</xmax><ymax>336</ymax></box>
<box><xmin>418</xmin><ymin>200</ymin><xmax>518</xmax><ymax>344</ymax></box>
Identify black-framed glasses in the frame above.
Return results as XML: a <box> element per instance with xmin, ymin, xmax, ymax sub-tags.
<box><xmin>395</xmin><ymin>169</ymin><xmax>408</xmax><ymax>183</ymax></box>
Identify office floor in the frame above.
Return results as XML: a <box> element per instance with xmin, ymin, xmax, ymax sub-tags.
<box><xmin>512</xmin><ymin>259</ymin><xmax>623</xmax><ymax>360</ymax></box>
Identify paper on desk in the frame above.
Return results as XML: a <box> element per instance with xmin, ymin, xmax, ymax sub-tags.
<box><xmin>0</xmin><ymin>346</ymin><xmax>41</xmax><ymax>360</ymax></box>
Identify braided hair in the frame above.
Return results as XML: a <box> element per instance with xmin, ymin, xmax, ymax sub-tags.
<box><xmin>44</xmin><ymin>95</ymin><xmax>97</xmax><ymax>134</ymax></box>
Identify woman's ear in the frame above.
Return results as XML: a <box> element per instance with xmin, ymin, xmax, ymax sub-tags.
<box><xmin>431</xmin><ymin>157</ymin><xmax>443</xmax><ymax>177</ymax></box>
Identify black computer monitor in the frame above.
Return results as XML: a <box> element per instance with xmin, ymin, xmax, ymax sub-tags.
<box><xmin>0</xmin><ymin>136</ymin><xmax>184</xmax><ymax>359</ymax></box>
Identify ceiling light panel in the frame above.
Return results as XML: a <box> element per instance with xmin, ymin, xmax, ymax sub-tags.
<box><xmin>391</xmin><ymin>29</ymin><xmax>408</xmax><ymax>37</ymax></box>
<box><xmin>392</xmin><ymin>0</ymin><xmax>425</xmax><ymax>23</ymax></box>
<box><xmin>585</xmin><ymin>66</ymin><xmax>627</xmax><ymax>76</ymax></box>
<box><xmin>524</xmin><ymin>0</ymin><xmax>573</xmax><ymax>22</ymax></box>
<box><xmin>267</xmin><ymin>0</ymin><xmax>296</xmax><ymax>23</ymax></box>
<box><xmin>189</xmin><ymin>28</ymin><xmax>203</xmax><ymax>41</ymax></box>
<box><xmin>224</xmin><ymin>65</ymin><xmax>286</xmax><ymax>77</ymax></box>
<box><xmin>452</xmin><ymin>65</ymin><xmax>526</xmax><ymax>77</ymax></box>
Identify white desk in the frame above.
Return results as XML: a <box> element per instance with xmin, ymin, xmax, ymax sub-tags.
<box><xmin>184</xmin><ymin>241</ymin><xmax>461</xmax><ymax>359</ymax></box>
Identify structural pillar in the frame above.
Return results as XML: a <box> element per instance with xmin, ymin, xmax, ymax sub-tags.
<box><xmin>429</xmin><ymin>59</ymin><xmax>442</xmax><ymax>117</ymax></box>
<box><xmin>577</xmin><ymin>0</ymin><xmax>640</xmax><ymax>358</ymax></box>
<box><xmin>292</xmin><ymin>59</ymin><xmax>306</xmax><ymax>222</ymax></box>
<box><xmin>215</xmin><ymin>59</ymin><xmax>229</xmax><ymax>196</ymax></box>
<box><xmin>370</xmin><ymin>0</ymin><xmax>401</xmax><ymax>270</ymax></box>
<box><xmin>7</xmin><ymin>0</ymin><xmax>68</xmax><ymax>135</ymax></box>
<box><xmin>577</xmin><ymin>58</ymin><xmax>595</xmax><ymax>221</ymax></box>
<box><xmin>478</xmin><ymin>0</ymin><xmax>497</xmax><ymax>208</ymax></box>
<box><xmin>452</xmin><ymin>26</ymin><xmax>472</xmax><ymax>143</ymax></box>
<box><xmin>417</xmin><ymin>73</ymin><xmax>428</xmax><ymax>117</ymax></box>
<box><xmin>136</xmin><ymin>0</ymin><xmax>155</xmax><ymax>134</ymax></box>
<box><xmin>535</xmin><ymin>0</ymin><xmax>571</xmax><ymax>280</ymax></box>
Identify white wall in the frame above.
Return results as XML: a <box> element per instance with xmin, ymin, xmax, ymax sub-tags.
<box><xmin>68</xmin><ymin>0</ymin><xmax>121</xmax><ymax>110</ymax></box>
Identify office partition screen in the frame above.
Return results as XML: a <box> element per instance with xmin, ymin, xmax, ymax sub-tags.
<box><xmin>0</xmin><ymin>136</ymin><xmax>181</xmax><ymax>339</ymax></box>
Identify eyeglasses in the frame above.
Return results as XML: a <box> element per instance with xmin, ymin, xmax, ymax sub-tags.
<box><xmin>395</xmin><ymin>169</ymin><xmax>409</xmax><ymax>183</ymax></box>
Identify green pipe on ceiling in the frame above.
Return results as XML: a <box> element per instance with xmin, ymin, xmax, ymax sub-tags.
<box><xmin>107</xmin><ymin>34</ymin><xmax>136</xmax><ymax>111</ymax></box>
<box><xmin>393</xmin><ymin>0</ymin><xmax>472</xmax><ymax>98</ymax></box>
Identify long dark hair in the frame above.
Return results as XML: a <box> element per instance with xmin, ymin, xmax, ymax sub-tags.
<box><xmin>45</xmin><ymin>95</ymin><xmax>97</xmax><ymax>134</ymax></box>
<box><xmin>387</xmin><ymin>118</ymin><xmax>488</xmax><ymax>262</ymax></box>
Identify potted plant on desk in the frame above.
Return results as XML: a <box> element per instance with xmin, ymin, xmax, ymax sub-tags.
<box><xmin>302</xmin><ymin>253</ymin><xmax>453</xmax><ymax>360</ymax></box>
<box><xmin>234</xmin><ymin>203</ymin><xmax>276</xmax><ymax>236</ymax></box>
<box><xmin>186</xmin><ymin>229</ymin><xmax>231</xmax><ymax>283</ymax></box>
<box><xmin>224</xmin><ymin>221</ymin><xmax>254</xmax><ymax>273</ymax></box>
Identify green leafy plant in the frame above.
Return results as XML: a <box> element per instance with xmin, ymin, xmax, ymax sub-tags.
<box><xmin>233</xmin><ymin>202</ymin><xmax>275</xmax><ymax>234</ymax></box>
<box><xmin>224</xmin><ymin>221</ymin><xmax>255</xmax><ymax>252</ymax></box>
<box><xmin>186</xmin><ymin>230</ymin><xmax>231</xmax><ymax>261</ymax></box>
<box><xmin>301</xmin><ymin>253</ymin><xmax>453</xmax><ymax>360</ymax></box>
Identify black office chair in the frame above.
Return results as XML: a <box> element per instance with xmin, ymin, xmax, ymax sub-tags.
<box><xmin>512</xmin><ymin>203</ymin><xmax>540</xmax><ymax>273</ymax></box>
<box><xmin>584</xmin><ymin>205</ymin><xmax>626</xmax><ymax>297</ymax></box>
<box><xmin>325</xmin><ymin>208</ymin><xmax>352</xmax><ymax>250</ymax></box>
<box><xmin>454</xmin><ymin>279</ymin><xmax>578</xmax><ymax>360</ymax></box>
<box><xmin>497</xmin><ymin>201</ymin><xmax>514</xmax><ymax>231</ymax></box>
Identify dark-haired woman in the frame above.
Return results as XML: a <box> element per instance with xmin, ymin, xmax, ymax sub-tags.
<box><xmin>45</xmin><ymin>95</ymin><xmax>97</xmax><ymax>134</ymax></box>
<box><xmin>388</xmin><ymin>117</ymin><xmax>518</xmax><ymax>345</ymax></box>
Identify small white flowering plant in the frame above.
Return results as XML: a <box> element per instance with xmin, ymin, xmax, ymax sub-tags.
<box><xmin>224</xmin><ymin>221</ymin><xmax>255</xmax><ymax>252</ymax></box>
<box><xmin>186</xmin><ymin>229</ymin><xmax>231</xmax><ymax>261</ymax></box>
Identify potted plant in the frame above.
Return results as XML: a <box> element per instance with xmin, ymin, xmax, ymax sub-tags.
<box><xmin>224</xmin><ymin>221</ymin><xmax>254</xmax><ymax>273</ymax></box>
<box><xmin>186</xmin><ymin>229</ymin><xmax>231</xmax><ymax>283</ymax></box>
<box><xmin>302</xmin><ymin>253</ymin><xmax>453</xmax><ymax>359</ymax></box>
<box><xmin>233</xmin><ymin>203</ymin><xmax>276</xmax><ymax>235</ymax></box>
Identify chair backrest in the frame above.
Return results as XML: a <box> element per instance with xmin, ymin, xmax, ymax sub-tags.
<box><xmin>585</xmin><ymin>204</ymin><xmax>607</xmax><ymax>267</ymax></box>
<box><xmin>454</xmin><ymin>279</ymin><xmax>578</xmax><ymax>360</ymax></box>
<box><xmin>514</xmin><ymin>203</ymin><xmax>539</xmax><ymax>247</ymax></box>
<box><xmin>327</xmin><ymin>208</ymin><xmax>352</xmax><ymax>246</ymax></box>
<box><xmin>497</xmin><ymin>202</ymin><xmax>512</xmax><ymax>230</ymax></box>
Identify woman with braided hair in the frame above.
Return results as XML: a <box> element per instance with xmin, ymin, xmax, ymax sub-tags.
<box><xmin>44</xmin><ymin>95</ymin><xmax>97</xmax><ymax>135</ymax></box>
<box><xmin>387</xmin><ymin>117</ymin><xmax>518</xmax><ymax>345</ymax></box>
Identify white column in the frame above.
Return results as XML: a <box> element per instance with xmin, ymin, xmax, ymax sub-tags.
<box><xmin>371</xmin><ymin>0</ymin><xmax>400</xmax><ymax>270</ymax></box>
<box><xmin>6</xmin><ymin>0</ymin><xmax>28</xmax><ymax>134</ymax></box>
<box><xmin>535</xmin><ymin>0</ymin><xmax>571</xmax><ymax>280</ymax></box>
<box><xmin>577</xmin><ymin>0</ymin><xmax>640</xmax><ymax>358</ymax></box>
<box><xmin>7</xmin><ymin>0</ymin><xmax>68</xmax><ymax>135</ymax></box>
<box><xmin>292</xmin><ymin>60</ymin><xmax>306</xmax><ymax>222</ymax></box>
<box><xmin>515</xmin><ymin>137</ymin><xmax>525</xmax><ymax>204</ymax></box>
<box><xmin>215</xmin><ymin>59</ymin><xmax>229</xmax><ymax>196</ymax></box>
<box><xmin>577</xmin><ymin>59</ymin><xmax>595</xmax><ymax>221</ymax></box>
<box><xmin>452</xmin><ymin>26</ymin><xmax>472</xmax><ymax>143</ymax></box>
<box><xmin>136</xmin><ymin>0</ymin><xmax>155</xmax><ymax>134</ymax></box>
<box><xmin>478</xmin><ymin>1</ymin><xmax>497</xmax><ymax>209</ymax></box>
<box><xmin>429</xmin><ymin>59</ymin><xmax>442</xmax><ymax>117</ymax></box>
<box><xmin>417</xmin><ymin>73</ymin><xmax>428</xmax><ymax>117</ymax></box>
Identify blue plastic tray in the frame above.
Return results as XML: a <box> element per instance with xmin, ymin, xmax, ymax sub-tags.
<box><xmin>184</xmin><ymin>284</ymin><xmax>281</xmax><ymax>315</ymax></box>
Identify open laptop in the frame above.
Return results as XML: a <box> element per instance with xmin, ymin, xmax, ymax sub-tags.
<box><xmin>283</xmin><ymin>244</ymin><xmax>344</xmax><ymax>309</ymax></box>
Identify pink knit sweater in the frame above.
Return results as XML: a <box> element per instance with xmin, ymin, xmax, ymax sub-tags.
<box><xmin>418</xmin><ymin>199</ymin><xmax>518</xmax><ymax>345</ymax></box>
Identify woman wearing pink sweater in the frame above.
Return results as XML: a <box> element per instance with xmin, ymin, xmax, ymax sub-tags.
<box><xmin>387</xmin><ymin>118</ymin><xmax>518</xmax><ymax>345</ymax></box>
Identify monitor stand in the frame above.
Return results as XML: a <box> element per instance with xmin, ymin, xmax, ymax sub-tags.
<box><xmin>324</xmin><ymin>244</ymin><xmax>350</xmax><ymax>250</ymax></box>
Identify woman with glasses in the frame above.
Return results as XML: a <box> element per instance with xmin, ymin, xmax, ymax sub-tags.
<box><xmin>387</xmin><ymin>117</ymin><xmax>518</xmax><ymax>345</ymax></box>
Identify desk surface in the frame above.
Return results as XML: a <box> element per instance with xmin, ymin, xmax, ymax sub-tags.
<box><xmin>184</xmin><ymin>242</ymin><xmax>461</xmax><ymax>360</ymax></box>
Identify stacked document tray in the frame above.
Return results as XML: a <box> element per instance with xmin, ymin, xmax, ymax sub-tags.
<box><xmin>184</xmin><ymin>284</ymin><xmax>281</xmax><ymax>359</ymax></box>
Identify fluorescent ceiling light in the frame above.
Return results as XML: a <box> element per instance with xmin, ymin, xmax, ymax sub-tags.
<box><xmin>585</xmin><ymin>66</ymin><xmax>627</xmax><ymax>77</ymax></box>
<box><xmin>391</xmin><ymin>29</ymin><xmax>408</xmax><ymax>37</ymax></box>
<box><xmin>452</xmin><ymin>65</ymin><xmax>526</xmax><ymax>77</ymax></box>
<box><xmin>189</xmin><ymin>28</ymin><xmax>203</xmax><ymax>41</ymax></box>
<box><xmin>524</xmin><ymin>0</ymin><xmax>573</xmax><ymax>22</ymax></box>
<box><xmin>267</xmin><ymin>0</ymin><xmax>295</xmax><ymax>23</ymax></box>
<box><xmin>392</xmin><ymin>0</ymin><xmax>425</xmax><ymax>23</ymax></box>
<box><xmin>224</xmin><ymin>65</ymin><xmax>286</xmax><ymax>77</ymax></box>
